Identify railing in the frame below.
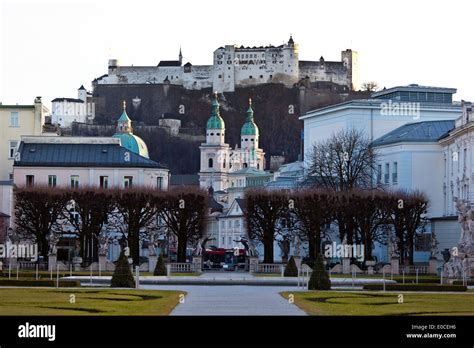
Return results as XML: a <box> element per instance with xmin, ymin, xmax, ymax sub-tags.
<box><xmin>166</xmin><ymin>263</ymin><xmax>195</xmax><ymax>273</ymax></box>
<box><xmin>257</xmin><ymin>263</ymin><xmax>283</xmax><ymax>273</ymax></box>
<box><xmin>402</xmin><ymin>265</ymin><xmax>428</xmax><ymax>274</ymax></box>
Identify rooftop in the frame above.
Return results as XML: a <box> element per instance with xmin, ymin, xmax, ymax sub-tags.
<box><xmin>371</xmin><ymin>84</ymin><xmax>457</xmax><ymax>98</ymax></box>
<box><xmin>51</xmin><ymin>98</ymin><xmax>84</xmax><ymax>103</ymax></box>
<box><xmin>15</xmin><ymin>141</ymin><xmax>166</xmax><ymax>169</ymax></box>
<box><xmin>371</xmin><ymin>120</ymin><xmax>455</xmax><ymax>147</ymax></box>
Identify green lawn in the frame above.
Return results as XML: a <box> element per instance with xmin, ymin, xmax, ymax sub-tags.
<box><xmin>0</xmin><ymin>288</ymin><xmax>183</xmax><ymax>315</ymax></box>
<box><xmin>281</xmin><ymin>291</ymin><xmax>474</xmax><ymax>316</ymax></box>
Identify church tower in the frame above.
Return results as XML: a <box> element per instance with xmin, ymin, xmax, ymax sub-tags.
<box><xmin>239</xmin><ymin>98</ymin><xmax>265</xmax><ymax>170</ymax></box>
<box><xmin>198</xmin><ymin>93</ymin><xmax>230</xmax><ymax>191</ymax></box>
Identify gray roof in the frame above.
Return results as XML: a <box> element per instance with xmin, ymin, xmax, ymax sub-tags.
<box><xmin>170</xmin><ymin>174</ymin><xmax>199</xmax><ymax>186</ymax></box>
<box><xmin>51</xmin><ymin>97</ymin><xmax>84</xmax><ymax>103</ymax></box>
<box><xmin>372</xmin><ymin>120</ymin><xmax>455</xmax><ymax>147</ymax></box>
<box><xmin>14</xmin><ymin>142</ymin><xmax>166</xmax><ymax>169</ymax></box>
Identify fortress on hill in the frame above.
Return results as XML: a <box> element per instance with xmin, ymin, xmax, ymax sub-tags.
<box><xmin>93</xmin><ymin>36</ymin><xmax>358</xmax><ymax>92</ymax></box>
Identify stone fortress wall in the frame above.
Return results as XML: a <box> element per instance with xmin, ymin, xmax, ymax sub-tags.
<box><xmin>94</xmin><ymin>37</ymin><xmax>358</xmax><ymax>92</ymax></box>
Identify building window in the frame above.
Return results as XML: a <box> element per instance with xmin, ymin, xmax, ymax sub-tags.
<box><xmin>208</xmin><ymin>158</ymin><xmax>213</xmax><ymax>168</ymax></box>
<box><xmin>384</xmin><ymin>163</ymin><xmax>389</xmax><ymax>184</ymax></box>
<box><xmin>157</xmin><ymin>176</ymin><xmax>163</xmax><ymax>190</ymax></box>
<box><xmin>48</xmin><ymin>175</ymin><xmax>57</xmax><ymax>188</ymax></box>
<box><xmin>70</xmin><ymin>175</ymin><xmax>79</xmax><ymax>188</ymax></box>
<box><xmin>377</xmin><ymin>164</ymin><xmax>382</xmax><ymax>184</ymax></box>
<box><xmin>26</xmin><ymin>175</ymin><xmax>34</xmax><ymax>187</ymax></box>
<box><xmin>8</xmin><ymin>141</ymin><xmax>18</xmax><ymax>158</ymax></box>
<box><xmin>10</xmin><ymin>112</ymin><xmax>19</xmax><ymax>127</ymax></box>
<box><xmin>124</xmin><ymin>176</ymin><xmax>133</xmax><ymax>188</ymax></box>
<box><xmin>99</xmin><ymin>176</ymin><xmax>108</xmax><ymax>189</ymax></box>
<box><xmin>392</xmin><ymin>162</ymin><xmax>398</xmax><ymax>184</ymax></box>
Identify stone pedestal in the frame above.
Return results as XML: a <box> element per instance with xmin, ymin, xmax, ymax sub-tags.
<box><xmin>72</xmin><ymin>257</ymin><xmax>82</xmax><ymax>272</ymax></box>
<box><xmin>366</xmin><ymin>260</ymin><xmax>376</xmax><ymax>275</ymax></box>
<box><xmin>342</xmin><ymin>257</ymin><xmax>350</xmax><ymax>274</ymax></box>
<box><xmin>428</xmin><ymin>257</ymin><xmax>438</xmax><ymax>274</ymax></box>
<box><xmin>99</xmin><ymin>255</ymin><xmax>107</xmax><ymax>273</ymax></box>
<box><xmin>48</xmin><ymin>255</ymin><xmax>57</xmax><ymax>271</ymax></box>
<box><xmin>293</xmin><ymin>256</ymin><xmax>302</xmax><ymax>271</ymax></box>
<box><xmin>192</xmin><ymin>256</ymin><xmax>202</xmax><ymax>273</ymax></box>
<box><xmin>249</xmin><ymin>256</ymin><xmax>259</xmax><ymax>273</ymax></box>
<box><xmin>390</xmin><ymin>257</ymin><xmax>400</xmax><ymax>275</ymax></box>
<box><xmin>148</xmin><ymin>255</ymin><xmax>157</xmax><ymax>273</ymax></box>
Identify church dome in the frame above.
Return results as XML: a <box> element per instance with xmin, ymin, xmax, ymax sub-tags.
<box><xmin>206</xmin><ymin>94</ymin><xmax>225</xmax><ymax>130</ymax></box>
<box><xmin>113</xmin><ymin>101</ymin><xmax>150</xmax><ymax>158</ymax></box>
<box><xmin>113</xmin><ymin>133</ymin><xmax>149</xmax><ymax>158</ymax></box>
<box><xmin>241</xmin><ymin>99</ymin><xmax>259</xmax><ymax>136</ymax></box>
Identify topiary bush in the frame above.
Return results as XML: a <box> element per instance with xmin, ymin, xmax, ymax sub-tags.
<box><xmin>154</xmin><ymin>254</ymin><xmax>167</xmax><ymax>276</ymax></box>
<box><xmin>308</xmin><ymin>254</ymin><xmax>331</xmax><ymax>290</ymax></box>
<box><xmin>284</xmin><ymin>256</ymin><xmax>298</xmax><ymax>277</ymax></box>
<box><xmin>111</xmin><ymin>251</ymin><xmax>135</xmax><ymax>288</ymax></box>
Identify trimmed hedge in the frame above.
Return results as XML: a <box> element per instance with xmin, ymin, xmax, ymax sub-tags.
<box><xmin>308</xmin><ymin>254</ymin><xmax>331</xmax><ymax>290</ymax></box>
<box><xmin>111</xmin><ymin>251</ymin><xmax>135</xmax><ymax>288</ymax></box>
<box><xmin>452</xmin><ymin>280</ymin><xmax>474</xmax><ymax>286</ymax></box>
<box><xmin>363</xmin><ymin>284</ymin><xmax>467</xmax><ymax>292</ymax></box>
<box><xmin>284</xmin><ymin>256</ymin><xmax>298</xmax><ymax>277</ymax></box>
<box><xmin>393</xmin><ymin>277</ymin><xmax>440</xmax><ymax>284</ymax></box>
<box><xmin>0</xmin><ymin>279</ymin><xmax>81</xmax><ymax>287</ymax></box>
<box><xmin>153</xmin><ymin>254</ymin><xmax>167</xmax><ymax>276</ymax></box>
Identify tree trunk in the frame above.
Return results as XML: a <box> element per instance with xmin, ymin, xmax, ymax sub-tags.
<box><xmin>177</xmin><ymin>234</ymin><xmax>187</xmax><ymax>263</ymax></box>
<box><xmin>263</xmin><ymin>235</ymin><xmax>274</xmax><ymax>263</ymax></box>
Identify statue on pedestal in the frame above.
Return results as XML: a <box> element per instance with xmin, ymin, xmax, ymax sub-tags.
<box><xmin>443</xmin><ymin>199</ymin><xmax>474</xmax><ymax>278</ymax></box>
<box><xmin>98</xmin><ymin>234</ymin><xmax>110</xmax><ymax>257</ymax></box>
<box><xmin>47</xmin><ymin>232</ymin><xmax>59</xmax><ymax>256</ymax></box>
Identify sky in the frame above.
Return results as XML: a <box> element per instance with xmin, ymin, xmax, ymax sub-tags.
<box><xmin>1</xmin><ymin>0</ymin><xmax>473</xmax><ymax>109</ymax></box>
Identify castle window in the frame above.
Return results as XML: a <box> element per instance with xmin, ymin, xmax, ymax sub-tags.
<box><xmin>243</xmin><ymin>163</ymin><xmax>248</xmax><ymax>168</ymax></box>
<box><xmin>209</xmin><ymin>158</ymin><xmax>213</xmax><ymax>168</ymax></box>
<box><xmin>218</xmin><ymin>75</ymin><xmax>222</xmax><ymax>78</ymax></box>
<box><xmin>245</xmin><ymin>138</ymin><xmax>248</xmax><ymax>141</ymax></box>
<box><xmin>223</xmin><ymin>159</ymin><xmax>226</xmax><ymax>168</ymax></box>
<box><xmin>249</xmin><ymin>76</ymin><xmax>253</xmax><ymax>79</ymax></box>
<box><xmin>210</xmin><ymin>133</ymin><xmax>214</xmax><ymax>136</ymax></box>
<box><xmin>260</xmin><ymin>75</ymin><xmax>263</xmax><ymax>79</ymax></box>
<box><xmin>216</xmin><ymin>133</ymin><xmax>220</xmax><ymax>136</ymax></box>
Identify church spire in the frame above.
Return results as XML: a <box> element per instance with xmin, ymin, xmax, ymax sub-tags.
<box><xmin>117</xmin><ymin>100</ymin><xmax>132</xmax><ymax>134</ymax></box>
<box><xmin>179</xmin><ymin>47</ymin><xmax>183</xmax><ymax>64</ymax></box>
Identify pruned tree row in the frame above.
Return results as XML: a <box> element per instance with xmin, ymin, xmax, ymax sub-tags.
<box><xmin>13</xmin><ymin>186</ymin><xmax>208</xmax><ymax>265</ymax></box>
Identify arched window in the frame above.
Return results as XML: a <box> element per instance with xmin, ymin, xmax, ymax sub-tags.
<box><xmin>208</xmin><ymin>158</ymin><xmax>213</xmax><ymax>168</ymax></box>
<box><xmin>243</xmin><ymin>163</ymin><xmax>248</xmax><ymax>168</ymax></box>
<box><xmin>223</xmin><ymin>158</ymin><xmax>226</xmax><ymax>168</ymax></box>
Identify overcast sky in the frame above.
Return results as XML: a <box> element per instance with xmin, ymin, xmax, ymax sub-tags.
<box><xmin>1</xmin><ymin>0</ymin><xmax>473</xmax><ymax>109</ymax></box>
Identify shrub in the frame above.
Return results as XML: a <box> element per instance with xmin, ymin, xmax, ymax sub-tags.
<box><xmin>284</xmin><ymin>256</ymin><xmax>298</xmax><ymax>277</ymax></box>
<box><xmin>308</xmin><ymin>254</ymin><xmax>331</xmax><ymax>290</ymax></box>
<box><xmin>154</xmin><ymin>254</ymin><xmax>167</xmax><ymax>276</ymax></box>
<box><xmin>111</xmin><ymin>251</ymin><xmax>135</xmax><ymax>288</ymax></box>
<box><xmin>363</xmin><ymin>284</ymin><xmax>467</xmax><ymax>292</ymax></box>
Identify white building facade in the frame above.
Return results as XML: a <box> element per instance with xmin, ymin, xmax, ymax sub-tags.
<box><xmin>51</xmin><ymin>85</ymin><xmax>95</xmax><ymax>128</ymax></box>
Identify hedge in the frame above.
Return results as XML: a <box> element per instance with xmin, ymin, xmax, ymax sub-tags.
<box><xmin>363</xmin><ymin>284</ymin><xmax>467</xmax><ymax>292</ymax></box>
<box><xmin>452</xmin><ymin>280</ymin><xmax>474</xmax><ymax>286</ymax></box>
<box><xmin>0</xmin><ymin>279</ymin><xmax>81</xmax><ymax>287</ymax></box>
<box><xmin>393</xmin><ymin>277</ymin><xmax>440</xmax><ymax>284</ymax></box>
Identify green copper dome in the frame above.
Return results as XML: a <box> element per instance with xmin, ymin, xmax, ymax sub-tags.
<box><xmin>206</xmin><ymin>95</ymin><xmax>225</xmax><ymax>130</ymax></box>
<box><xmin>113</xmin><ymin>133</ymin><xmax>149</xmax><ymax>158</ymax></box>
<box><xmin>241</xmin><ymin>100</ymin><xmax>259</xmax><ymax>136</ymax></box>
<box><xmin>113</xmin><ymin>101</ymin><xmax>150</xmax><ymax>158</ymax></box>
